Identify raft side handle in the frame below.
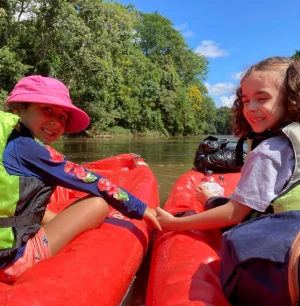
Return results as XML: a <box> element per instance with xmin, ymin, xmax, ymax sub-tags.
<box><xmin>129</xmin><ymin>153</ymin><xmax>141</xmax><ymax>168</ymax></box>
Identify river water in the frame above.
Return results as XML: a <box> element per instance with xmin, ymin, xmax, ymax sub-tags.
<box><xmin>54</xmin><ymin>135</ymin><xmax>237</xmax><ymax>206</ymax></box>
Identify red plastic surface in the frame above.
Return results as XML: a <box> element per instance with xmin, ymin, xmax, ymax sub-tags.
<box><xmin>146</xmin><ymin>170</ymin><xmax>241</xmax><ymax>306</ymax></box>
<box><xmin>0</xmin><ymin>154</ymin><xmax>159</xmax><ymax>306</ymax></box>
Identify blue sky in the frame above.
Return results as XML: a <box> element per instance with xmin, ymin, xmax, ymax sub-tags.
<box><xmin>118</xmin><ymin>0</ymin><xmax>300</xmax><ymax>107</ymax></box>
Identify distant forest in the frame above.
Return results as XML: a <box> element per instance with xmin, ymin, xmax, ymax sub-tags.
<box><xmin>1</xmin><ymin>1</ymin><xmax>298</xmax><ymax>136</ymax></box>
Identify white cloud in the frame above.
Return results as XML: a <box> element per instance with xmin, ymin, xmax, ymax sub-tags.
<box><xmin>175</xmin><ymin>23</ymin><xmax>188</xmax><ymax>31</ymax></box>
<box><xmin>205</xmin><ymin>82</ymin><xmax>235</xmax><ymax>96</ymax></box>
<box><xmin>232</xmin><ymin>71</ymin><xmax>245</xmax><ymax>80</ymax></box>
<box><xmin>220</xmin><ymin>95</ymin><xmax>236</xmax><ymax>107</ymax></box>
<box><xmin>195</xmin><ymin>40</ymin><xmax>229</xmax><ymax>58</ymax></box>
<box><xmin>182</xmin><ymin>30</ymin><xmax>194</xmax><ymax>38</ymax></box>
<box><xmin>174</xmin><ymin>23</ymin><xmax>194</xmax><ymax>38</ymax></box>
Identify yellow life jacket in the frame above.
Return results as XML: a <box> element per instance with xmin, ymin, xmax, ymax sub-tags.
<box><xmin>0</xmin><ymin>111</ymin><xmax>54</xmax><ymax>268</ymax></box>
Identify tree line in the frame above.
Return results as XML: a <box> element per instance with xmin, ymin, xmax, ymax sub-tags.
<box><xmin>1</xmin><ymin>1</ymin><xmax>297</xmax><ymax>136</ymax></box>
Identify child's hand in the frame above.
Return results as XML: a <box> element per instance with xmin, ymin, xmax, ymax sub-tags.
<box><xmin>196</xmin><ymin>184</ymin><xmax>213</xmax><ymax>206</ymax></box>
<box><xmin>143</xmin><ymin>207</ymin><xmax>162</xmax><ymax>231</ymax></box>
<box><xmin>156</xmin><ymin>207</ymin><xmax>178</xmax><ymax>231</ymax></box>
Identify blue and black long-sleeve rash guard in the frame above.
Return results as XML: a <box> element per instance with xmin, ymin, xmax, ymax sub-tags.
<box><xmin>3</xmin><ymin>125</ymin><xmax>147</xmax><ymax>220</ymax></box>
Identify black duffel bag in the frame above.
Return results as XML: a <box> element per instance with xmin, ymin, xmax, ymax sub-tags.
<box><xmin>193</xmin><ymin>136</ymin><xmax>245</xmax><ymax>173</ymax></box>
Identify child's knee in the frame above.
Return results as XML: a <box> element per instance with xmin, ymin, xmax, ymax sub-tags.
<box><xmin>89</xmin><ymin>197</ymin><xmax>109</xmax><ymax>217</ymax></box>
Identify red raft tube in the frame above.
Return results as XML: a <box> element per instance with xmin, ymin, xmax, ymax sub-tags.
<box><xmin>0</xmin><ymin>153</ymin><xmax>159</xmax><ymax>306</ymax></box>
<box><xmin>146</xmin><ymin>170</ymin><xmax>241</xmax><ymax>306</ymax></box>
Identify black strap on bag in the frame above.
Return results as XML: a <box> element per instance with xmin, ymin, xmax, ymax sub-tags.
<box><xmin>0</xmin><ymin>213</ymin><xmax>41</xmax><ymax>228</ymax></box>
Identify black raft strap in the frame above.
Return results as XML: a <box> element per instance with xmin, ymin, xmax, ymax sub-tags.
<box><xmin>0</xmin><ymin>214</ymin><xmax>41</xmax><ymax>228</ymax></box>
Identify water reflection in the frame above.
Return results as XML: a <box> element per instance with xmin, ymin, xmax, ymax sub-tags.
<box><xmin>54</xmin><ymin>136</ymin><xmax>237</xmax><ymax>205</ymax></box>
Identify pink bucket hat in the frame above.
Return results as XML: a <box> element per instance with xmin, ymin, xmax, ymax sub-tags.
<box><xmin>6</xmin><ymin>75</ymin><xmax>90</xmax><ymax>133</ymax></box>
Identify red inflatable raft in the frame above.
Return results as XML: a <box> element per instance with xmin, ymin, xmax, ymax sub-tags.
<box><xmin>146</xmin><ymin>170</ymin><xmax>241</xmax><ymax>306</ymax></box>
<box><xmin>0</xmin><ymin>153</ymin><xmax>159</xmax><ymax>306</ymax></box>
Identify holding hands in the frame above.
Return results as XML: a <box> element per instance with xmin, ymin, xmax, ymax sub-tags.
<box><xmin>155</xmin><ymin>207</ymin><xmax>178</xmax><ymax>231</ymax></box>
<box><xmin>153</xmin><ymin>185</ymin><xmax>214</xmax><ymax>232</ymax></box>
<box><xmin>143</xmin><ymin>207</ymin><xmax>162</xmax><ymax>231</ymax></box>
<box><xmin>144</xmin><ymin>185</ymin><xmax>215</xmax><ymax>232</ymax></box>
<box><xmin>143</xmin><ymin>206</ymin><xmax>179</xmax><ymax>232</ymax></box>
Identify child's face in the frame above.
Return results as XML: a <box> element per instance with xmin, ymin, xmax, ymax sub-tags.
<box><xmin>241</xmin><ymin>71</ymin><xmax>289</xmax><ymax>133</ymax></box>
<box><xmin>15</xmin><ymin>103</ymin><xmax>69</xmax><ymax>144</ymax></box>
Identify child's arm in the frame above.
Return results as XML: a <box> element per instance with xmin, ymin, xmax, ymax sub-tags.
<box><xmin>156</xmin><ymin>199</ymin><xmax>252</xmax><ymax>231</ymax></box>
<box><xmin>14</xmin><ymin>138</ymin><xmax>159</xmax><ymax>226</ymax></box>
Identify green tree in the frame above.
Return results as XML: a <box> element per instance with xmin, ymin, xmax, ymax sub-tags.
<box><xmin>195</xmin><ymin>95</ymin><xmax>217</xmax><ymax>134</ymax></box>
<box><xmin>214</xmin><ymin>106</ymin><xmax>234</xmax><ymax>135</ymax></box>
<box><xmin>131</xmin><ymin>10</ymin><xmax>211</xmax><ymax>135</ymax></box>
<box><xmin>0</xmin><ymin>0</ymin><xmax>213</xmax><ymax>136</ymax></box>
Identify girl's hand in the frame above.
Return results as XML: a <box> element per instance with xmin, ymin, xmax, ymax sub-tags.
<box><xmin>143</xmin><ymin>207</ymin><xmax>162</xmax><ymax>231</ymax></box>
<box><xmin>196</xmin><ymin>184</ymin><xmax>213</xmax><ymax>206</ymax></box>
<box><xmin>156</xmin><ymin>207</ymin><xmax>178</xmax><ymax>231</ymax></box>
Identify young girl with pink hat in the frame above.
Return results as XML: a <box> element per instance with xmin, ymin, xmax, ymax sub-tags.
<box><xmin>0</xmin><ymin>75</ymin><xmax>161</xmax><ymax>282</ymax></box>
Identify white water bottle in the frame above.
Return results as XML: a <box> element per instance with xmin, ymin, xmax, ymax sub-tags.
<box><xmin>201</xmin><ymin>170</ymin><xmax>215</xmax><ymax>183</ymax></box>
<box><xmin>199</xmin><ymin>171</ymin><xmax>224</xmax><ymax>196</ymax></box>
<box><xmin>218</xmin><ymin>175</ymin><xmax>226</xmax><ymax>195</ymax></box>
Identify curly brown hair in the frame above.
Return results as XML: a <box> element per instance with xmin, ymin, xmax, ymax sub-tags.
<box><xmin>4</xmin><ymin>102</ymin><xmax>30</xmax><ymax>113</ymax></box>
<box><xmin>232</xmin><ymin>56</ymin><xmax>300</xmax><ymax>137</ymax></box>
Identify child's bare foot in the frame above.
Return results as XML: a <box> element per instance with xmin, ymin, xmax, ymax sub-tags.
<box><xmin>196</xmin><ymin>184</ymin><xmax>214</xmax><ymax>205</ymax></box>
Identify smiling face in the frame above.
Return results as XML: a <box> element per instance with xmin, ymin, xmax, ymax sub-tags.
<box><xmin>15</xmin><ymin>103</ymin><xmax>69</xmax><ymax>144</ymax></box>
<box><xmin>241</xmin><ymin>71</ymin><xmax>290</xmax><ymax>133</ymax></box>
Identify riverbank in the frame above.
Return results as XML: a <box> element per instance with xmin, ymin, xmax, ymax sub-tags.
<box><xmin>65</xmin><ymin>128</ymin><xmax>222</xmax><ymax>139</ymax></box>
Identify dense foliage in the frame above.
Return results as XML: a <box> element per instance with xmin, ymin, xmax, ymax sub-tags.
<box><xmin>0</xmin><ymin>0</ymin><xmax>233</xmax><ymax>136</ymax></box>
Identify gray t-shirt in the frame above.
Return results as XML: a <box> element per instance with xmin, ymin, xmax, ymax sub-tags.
<box><xmin>230</xmin><ymin>135</ymin><xmax>295</xmax><ymax>212</ymax></box>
